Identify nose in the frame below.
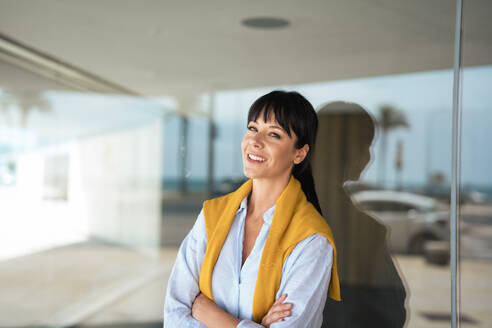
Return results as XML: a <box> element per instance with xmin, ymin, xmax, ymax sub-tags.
<box><xmin>250</xmin><ymin>132</ymin><xmax>264</xmax><ymax>149</ymax></box>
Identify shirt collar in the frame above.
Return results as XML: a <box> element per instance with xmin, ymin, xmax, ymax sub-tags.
<box><xmin>238</xmin><ymin>194</ymin><xmax>248</xmax><ymax>212</ymax></box>
<box><xmin>238</xmin><ymin>193</ymin><xmax>276</xmax><ymax>225</ymax></box>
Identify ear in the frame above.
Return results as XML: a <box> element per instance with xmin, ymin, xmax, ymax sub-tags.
<box><xmin>293</xmin><ymin>144</ymin><xmax>310</xmax><ymax>164</ymax></box>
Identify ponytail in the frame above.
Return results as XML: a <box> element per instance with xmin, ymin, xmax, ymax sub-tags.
<box><xmin>293</xmin><ymin>162</ymin><xmax>323</xmax><ymax>216</ymax></box>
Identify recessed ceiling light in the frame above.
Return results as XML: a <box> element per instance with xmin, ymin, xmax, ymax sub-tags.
<box><xmin>241</xmin><ymin>17</ymin><xmax>290</xmax><ymax>29</ymax></box>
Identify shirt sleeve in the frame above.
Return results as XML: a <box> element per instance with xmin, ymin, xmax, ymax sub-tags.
<box><xmin>163</xmin><ymin>208</ymin><xmax>207</xmax><ymax>328</ymax></box>
<box><xmin>270</xmin><ymin>233</ymin><xmax>333</xmax><ymax>328</ymax></box>
<box><xmin>237</xmin><ymin>319</ymin><xmax>265</xmax><ymax>327</ymax></box>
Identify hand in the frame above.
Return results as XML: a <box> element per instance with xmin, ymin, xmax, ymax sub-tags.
<box><xmin>261</xmin><ymin>294</ymin><xmax>293</xmax><ymax>327</ymax></box>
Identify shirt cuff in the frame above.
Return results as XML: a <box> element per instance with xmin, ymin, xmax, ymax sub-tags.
<box><xmin>237</xmin><ymin>319</ymin><xmax>264</xmax><ymax>327</ymax></box>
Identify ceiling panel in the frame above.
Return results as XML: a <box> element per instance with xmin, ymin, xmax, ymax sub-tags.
<box><xmin>0</xmin><ymin>0</ymin><xmax>490</xmax><ymax>96</ymax></box>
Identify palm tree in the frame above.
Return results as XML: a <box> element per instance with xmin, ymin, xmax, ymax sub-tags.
<box><xmin>377</xmin><ymin>105</ymin><xmax>408</xmax><ymax>187</ymax></box>
<box><xmin>0</xmin><ymin>89</ymin><xmax>51</xmax><ymax>128</ymax></box>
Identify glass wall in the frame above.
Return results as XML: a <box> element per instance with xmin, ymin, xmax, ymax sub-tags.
<box><xmin>0</xmin><ymin>1</ymin><xmax>489</xmax><ymax>327</ymax></box>
<box><xmin>0</xmin><ymin>79</ymin><xmax>168</xmax><ymax>327</ymax></box>
<box><xmin>211</xmin><ymin>71</ymin><xmax>455</xmax><ymax>327</ymax></box>
<box><xmin>459</xmin><ymin>0</ymin><xmax>492</xmax><ymax>326</ymax></box>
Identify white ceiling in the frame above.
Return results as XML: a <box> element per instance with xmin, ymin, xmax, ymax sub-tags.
<box><xmin>0</xmin><ymin>0</ymin><xmax>491</xmax><ymax>97</ymax></box>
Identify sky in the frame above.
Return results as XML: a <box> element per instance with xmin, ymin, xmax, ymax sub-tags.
<box><xmin>1</xmin><ymin>65</ymin><xmax>491</xmax><ymax>188</ymax></box>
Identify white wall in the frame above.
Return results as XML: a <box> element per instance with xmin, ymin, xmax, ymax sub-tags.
<box><xmin>0</xmin><ymin>120</ymin><xmax>163</xmax><ymax>260</ymax></box>
<box><xmin>76</xmin><ymin>120</ymin><xmax>163</xmax><ymax>248</ymax></box>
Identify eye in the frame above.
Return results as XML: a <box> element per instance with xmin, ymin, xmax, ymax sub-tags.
<box><xmin>270</xmin><ymin>132</ymin><xmax>281</xmax><ymax>139</ymax></box>
<box><xmin>247</xmin><ymin>125</ymin><xmax>257</xmax><ymax>132</ymax></box>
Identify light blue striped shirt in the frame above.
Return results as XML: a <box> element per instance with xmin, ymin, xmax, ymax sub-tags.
<box><xmin>164</xmin><ymin>193</ymin><xmax>333</xmax><ymax>327</ymax></box>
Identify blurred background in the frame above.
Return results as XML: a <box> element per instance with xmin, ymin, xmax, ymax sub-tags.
<box><xmin>0</xmin><ymin>0</ymin><xmax>491</xmax><ymax>327</ymax></box>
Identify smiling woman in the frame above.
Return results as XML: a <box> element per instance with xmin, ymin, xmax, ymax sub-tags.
<box><xmin>242</xmin><ymin>115</ymin><xmax>308</xmax><ymax>184</ymax></box>
<box><xmin>163</xmin><ymin>90</ymin><xmax>340</xmax><ymax>327</ymax></box>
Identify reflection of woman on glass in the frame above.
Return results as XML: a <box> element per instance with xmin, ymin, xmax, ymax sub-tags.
<box><xmin>164</xmin><ymin>91</ymin><xmax>340</xmax><ymax>327</ymax></box>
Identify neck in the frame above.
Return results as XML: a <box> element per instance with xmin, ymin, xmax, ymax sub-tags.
<box><xmin>248</xmin><ymin>173</ymin><xmax>291</xmax><ymax>215</ymax></box>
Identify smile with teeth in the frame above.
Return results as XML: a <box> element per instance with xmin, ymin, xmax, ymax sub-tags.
<box><xmin>248</xmin><ymin>153</ymin><xmax>266</xmax><ymax>162</ymax></box>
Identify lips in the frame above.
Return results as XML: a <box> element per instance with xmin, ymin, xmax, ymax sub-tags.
<box><xmin>247</xmin><ymin>153</ymin><xmax>266</xmax><ymax>162</ymax></box>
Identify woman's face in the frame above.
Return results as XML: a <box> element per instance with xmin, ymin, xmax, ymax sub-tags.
<box><xmin>241</xmin><ymin>111</ymin><xmax>309</xmax><ymax>181</ymax></box>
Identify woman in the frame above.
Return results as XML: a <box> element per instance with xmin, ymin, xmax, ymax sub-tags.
<box><xmin>164</xmin><ymin>90</ymin><xmax>340</xmax><ymax>327</ymax></box>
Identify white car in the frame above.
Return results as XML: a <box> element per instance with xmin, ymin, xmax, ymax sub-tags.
<box><xmin>351</xmin><ymin>190</ymin><xmax>450</xmax><ymax>254</ymax></box>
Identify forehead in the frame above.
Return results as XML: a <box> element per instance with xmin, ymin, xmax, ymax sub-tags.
<box><xmin>253</xmin><ymin>109</ymin><xmax>278</xmax><ymax>124</ymax></box>
<box><xmin>248</xmin><ymin>106</ymin><xmax>297</xmax><ymax>139</ymax></box>
<box><xmin>250</xmin><ymin>111</ymin><xmax>297</xmax><ymax>139</ymax></box>
<box><xmin>251</xmin><ymin>115</ymin><xmax>283</xmax><ymax>131</ymax></box>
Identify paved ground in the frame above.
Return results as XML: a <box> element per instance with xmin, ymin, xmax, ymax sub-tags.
<box><xmin>0</xmin><ymin>242</ymin><xmax>174</xmax><ymax>328</ymax></box>
<box><xmin>0</xmin><ymin>242</ymin><xmax>491</xmax><ymax>328</ymax></box>
<box><xmin>397</xmin><ymin>255</ymin><xmax>492</xmax><ymax>327</ymax></box>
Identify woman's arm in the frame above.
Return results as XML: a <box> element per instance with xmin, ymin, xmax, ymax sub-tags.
<box><xmin>192</xmin><ymin>293</ymin><xmax>292</xmax><ymax>328</ymax></box>
<box><xmin>191</xmin><ymin>293</ymin><xmax>241</xmax><ymax>327</ymax></box>
<box><xmin>164</xmin><ymin>209</ymin><xmax>281</xmax><ymax>328</ymax></box>
<box><xmin>164</xmin><ymin>210</ymin><xmax>301</xmax><ymax>328</ymax></box>
<box><xmin>189</xmin><ymin>234</ymin><xmax>331</xmax><ymax>328</ymax></box>
<box><xmin>269</xmin><ymin>234</ymin><xmax>333</xmax><ymax>328</ymax></box>
<box><xmin>163</xmin><ymin>209</ymin><xmax>207</xmax><ymax>327</ymax></box>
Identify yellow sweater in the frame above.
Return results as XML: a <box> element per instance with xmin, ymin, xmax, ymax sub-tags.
<box><xmin>199</xmin><ymin>175</ymin><xmax>341</xmax><ymax>323</ymax></box>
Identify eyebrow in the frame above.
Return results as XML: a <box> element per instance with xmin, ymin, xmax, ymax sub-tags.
<box><xmin>249</xmin><ymin>121</ymin><xmax>285</xmax><ymax>132</ymax></box>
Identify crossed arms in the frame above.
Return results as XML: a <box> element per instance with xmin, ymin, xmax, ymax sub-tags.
<box><xmin>163</xmin><ymin>209</ymin><xmax>333</xmax><ymax>328</ymax></box>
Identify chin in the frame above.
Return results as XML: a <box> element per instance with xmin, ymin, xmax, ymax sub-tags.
<box><xmin>243</xmin><ymin>170</ymin><xmax>259</xmax><ymax>179</ymax></box>
<box><xmin>243</xmin><ymin>168</ymin><xmax>266</xmax><ymax>180</ymax></box>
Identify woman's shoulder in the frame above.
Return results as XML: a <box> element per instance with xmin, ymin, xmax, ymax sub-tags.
<box><xmin>296</xmin><ymin>233</ymin><xmax>332</xmax><ymax>253</ymax></box>
<box><xmin>203</xmin><ymin>195</ymin><xmax>228</xmax><ymax>208</ymax></box>
<box><xmin>289</xmin><ymin>205</ymin><xmax>333</xmax><ymax>240</ymax></box>
<box><xmin>282</xmin><ymin>233</ymin><xmax>333</xmax><ymax>274</ymax></box>
<box><xmin>188</xmin><ymin>207</ymin><xmax>207</xmax><ymax>242</ymax></box>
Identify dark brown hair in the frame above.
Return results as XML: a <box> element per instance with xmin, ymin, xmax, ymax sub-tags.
<box><xmin>248</xmin><ymin>90</ymin><xmax>322</xmax><ymax>215</ymax></box>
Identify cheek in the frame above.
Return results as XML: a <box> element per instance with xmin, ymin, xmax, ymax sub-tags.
<box><xmin>274</xmin><ymin>145</ymin><xmax>295</xmax><ymax>165</ymax></box>
<box><xmin>241</xmin><ymin>136</ymin><xmax>247</xmax><ymax>151</ymax></box>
